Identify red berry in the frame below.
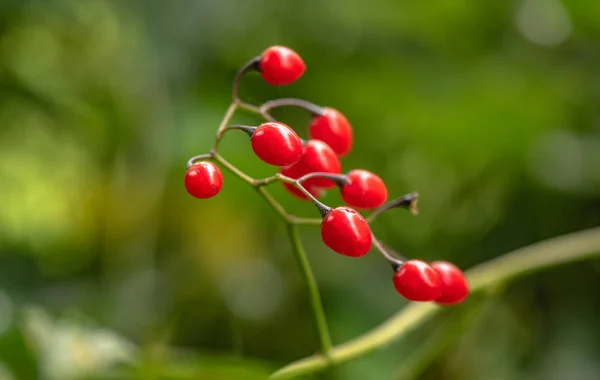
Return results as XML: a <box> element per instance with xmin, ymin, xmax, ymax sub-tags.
<box><xmin>251</xmin><ymin>122</ymin><xmax>303</xmax><ymax>166</ymax></box>
<box><xmin>287</xmin><ymin>140</ymin><xmax>341</xmax><ymax>191</ymax></box>
<box><xmin>308</xmin><ymin>108</ymin><xmax>353</xmax><ymax>156</ymax></box>
<box><xmin>341</xmin><ymin>169</ymin><xmax>388</xmax><ymax>210</ymax></box>
<box><xmin>321</xmin><ymin>207</ymin><xmax>372</xmax><ymax>257</ymax></box>
<box><xmin>184</xmin><ymin>162</ymin><xmax>223</xmax><ymax>199</ymax></box>
<box><xmin>431</xmin><ymin>261</ymin><xmax>469</xmax><ymax>306</ymax></box>
<box><xmin>393</xmin><ymin>260</ymin><xmax>441</xmax><ymax>302</ymax></box>
<box><xmin>281</xmin><ymin>181</ymin><xmax>324</xmax><ymax>200</ymax></box>
<box><xmin>259</xmin><ymin>46</ymin><xmax>306</xmax><ymax>86</ymax></box>
<box><xmin>280</xmin><ymin>163</ymin><xmax>324</xmax><ymax>200</ymax></box>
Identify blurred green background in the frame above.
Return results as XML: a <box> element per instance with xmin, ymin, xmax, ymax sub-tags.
<box><xmin>1</xmin><ymin>0</ymin><xmax>600</xmax><ymax>379</ymax></box>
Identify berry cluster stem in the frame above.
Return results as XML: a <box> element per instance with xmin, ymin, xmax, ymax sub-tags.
<box><xmin>286</xmin><ymin>222</ymin><xmax>333</xmax><ymax>357</ymax></box>
<box><xmin>200</xmin><ymin>98</ymin><xmax>334</xmax><ymax>361</ymax></box>
<box><xmin>190</xmin><ymin>59</ymin><xmax>419</xmax><ymax>371</ymax></box>
<box><xmin>260</xmin><ymin>98</ymin><xmax>325</xmax><ymax>116</ymax></box>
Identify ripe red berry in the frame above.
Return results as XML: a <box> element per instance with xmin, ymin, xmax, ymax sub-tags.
<box><xmin>308</xmin><ymin>108</ymin><xmax>353</xmax><ymax>156</ymax></box>
<box><xmin>251</xmin><ymin>122</ymin><xmax>303</xmax><ymax>166</ymax></box>
<box><xmin>341</xmin><ymin>169</ymin><xmax>388</xmax><ymax>210</ymax></box>
<box><xmin>259</xmin><ymin>46</ymin><xmax>306</xmax><ymax>86</ymax></box>
<box><xmin>431</xmin><ymin>261</ymin><xmax>469</xmax><ymax>306</ymax></box>
<box><xmin>280</xmin><ymin>164</ymin><xmax>324</xmax><ymax>200</ymax></box>
<box><xmin>184</xmin><ymin>162</ymin><xmax>223</xmax><ymax>199</ymax></box>
<box><xmin>295</xmin><ymin>140</ymin><xmax>342</xmax><ymax>188</ymax></box>
<box><xmin>321</xmin><ymin>207</ymin><xmax>372</xmax><ymax>257</ymax></box>
<box><xmin>393</xmin><ymin>260</ymin><xmax>441</xmax><ymax>302</ymax></box>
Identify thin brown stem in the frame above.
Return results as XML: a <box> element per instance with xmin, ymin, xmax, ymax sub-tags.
<box><xmin>232</xmin><ymin>57</ymin><xmax>260</xmax><ymax>103</ymax></box>
<box><xmin>371</xmin><ymin>236</ymin><xmax>405</xmax><ymax>270</ymax></box>
<box><xmin>367</xmin><ymin>192</ymin><xmax>419</xmax><ymax>223</ymax></box>
<box><xmin>278</xmin><ymin>174</ymin><xmax>331</xmax><ymax>217</ymax></box>
<box><xmin>220</xmin><ymin>125</ymin><xmax>257</xmax><ymax>138</ymax></box>
<box><xmin>260</xmin><ymin>98</ymin><xmax>325</xmax><ymax>116</ymax></box>
<box><xmin>297</xmin><ymin>172</ymin><xmax>349</xmax><ymax>187</ymax></box>
<box><xmin>186</xmin><ymin>152</ymin><xmax>215</xmax><ymax>169</ymax></box>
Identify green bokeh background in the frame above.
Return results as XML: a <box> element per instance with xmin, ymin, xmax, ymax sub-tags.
<box><xmin>0</xmin><ymin>0</ymin><xmax>599</xmax><ymax>379</ymax></box>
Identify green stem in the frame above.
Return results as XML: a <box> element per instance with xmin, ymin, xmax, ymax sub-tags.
<box><xmin>270</xmin><ymin>226</ymin><xmax>600</xmax><ymax>379</ymax></box>
<box><xmin>212</xmin><ymin>153</ymin><xmax>256</xmax><ymax>185</ymax></box>
<box><xmin>256</xmin><ymin>186</ymin><xmax>293</xmax><ymax>224</ymax></box>
<box><xmin>393</xmin><ymin>297</ymin><xmax>492</xmax><ymax>380</ymax></box>
<box><xmin>213</xmin><ymin>102</ymin><xmax>238</xmax><ymax>151</ymax></box>
<box><xmin>291</xmin><ymin>217</ymin><xmax>323</xmax><ymax>226</ymax></box>
<box><xmin>286</xmin><ymin>223</ymin><xmax>333</xmax><ymax>359</ymax></box>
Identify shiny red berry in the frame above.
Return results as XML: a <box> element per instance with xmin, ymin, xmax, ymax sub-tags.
<box><xmin>280</xmin><ymin>164</ymin><xmax>324</xmax><ymax>200</ymax></box>
<box><xmin>259</xmin><ymin>46</ymin><xmax>306</xmax><ymax>86</ymax></box>
<box><xmin>341</xmin><ymin>169</ymin><xmax>388</xmax><ymax>210</ymax></box>
<box><xmin>321</xmin><ymin>207</ymin><xmax>372</xmax><ymax>257</ymax></box>
<box><xmin>184</xmin><ymin>162</ymin><xmax>223</xmax><ymax>199</ymax></box>
<box><xmin>308</xmin><ymin>108</ymin><xmax>353</xmax><ymax>156</ymax></box>
<box><xmin>251</xmin><ymin>122</ymin><xmax>303</xmax><ymax>166</ymax></box>
<box><xmin>431</xmin><ymin>261</ymin><xmax>469</xmax><ymax>306</ymax></box>
<box><xmin>393</xmin><ymin>260</ymin><xmax>441</xmax><ymax>302</ymax></box>
<box><xmin>292</xmin><ymin>140</ymin><xmax>342</xmax><ymax>189</ymax></box>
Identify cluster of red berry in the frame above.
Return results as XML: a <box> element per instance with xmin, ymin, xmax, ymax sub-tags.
<box><xmin>184</xmin><ymin>46</ymin><xmax>469</xmax><ymax>305</ymax></box>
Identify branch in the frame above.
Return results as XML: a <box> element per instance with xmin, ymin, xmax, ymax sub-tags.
<box><xmin>270</xmin><ymin>226</ymin><xmax>600</xmax><ymax>379</ymax></box>
<box><xmin>286</xmin><ymin>223</ymin><xmax>333</xmax><ymax>359</ymax></box>
<box><xmin>260</xmin><ymin>98</ymin><xmax>325</xmax><ymax>116</ymax></box>
<box><xmin>366</xmin><ymin>192</ymin><xmax>419</xmax><ymax>223</ymax></box>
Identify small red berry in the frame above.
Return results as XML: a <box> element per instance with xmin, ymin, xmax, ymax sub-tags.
<box><xmin>259</xmin><ymin>46</ymin><xmax>306</xmax><ymax>86</ymax></box>
<box><xmin>184</xmin><ymin>162</ymin><xmax>223</xmax><ymax>199</ymax></box>
<box><xmin>281</xmin><ymin>181</ymin><xmax>324</xmax><ymax>200</ymax></box>
<box><xmin>280</xmin><ymin>140</ymin><xmax>341</xmax><ymax>200</ymax></box>
<box><xmin>280</xmin><ymin>163</ymin><xmax>324</xmax><ymax>200</ymax></box>
<box><xmin>251</xmin><ymin>122</ymin><xmax>303</xmax><ymax>166</ymax></box>
<box><xmin>297</xmin><ymin>140</ymin><xmax>342</xmax><ymax>189</ymax></box>
<box><xmin>321</xmin><ymin>207</ymin><xmax>372</xmax><ymax>257</ymax></box>
<box><xmin>341</xmin><ymin>169</ymin><xmax>388</xmax><ymax>210</ymax></box>
<box><xmin>393</xmin><ymin>260</ymin><xmax>441</xmax><ymax>302</ymax></box>
<box><xmin>431</xmin><ymin>261</ymin><xmax>469</xmax><ymax>306</ymax></box>
<box><xmin>308</xmin><ymin>108</ymin><xmax>353</xmax><ymax>156</ymax></box>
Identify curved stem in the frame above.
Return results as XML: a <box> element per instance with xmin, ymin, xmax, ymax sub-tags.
<box><xmin>186</xmin><ymin>153</ymin><xmax>215</xmax><ymax>169</ymax></box>
<box><xmin>232</xmin><ymin>57</ymin><xmax>260</xmax><ymax>103</ymax></box>
<box><xmin>260</xmin><ymin>98</ymin><xmax>325</xmax><ymax>116</ymax></box>
<box><xmin>297</xmin><ymin>172</ymin><xmax>349</xmax><ymax>187</ymax></box>
<box><xmin>212</xmin><ymin>153</ymin><xmax>256</xmax><ymax>185</ymax></box>
<box><xmin>213</xmin><ymin>103</ymin><xmax>239</xmax><ymax>151</ymax></box>
<box><xmin>371</xmin><ymin>236</ymin><xmax>404</xmax><ymax>270</ymax></box>
<box><xmin>221</xmin><ymin>125</ymin><xmax>257</xmax><ymax>138</ymax></box>
<box><xmin>366</xmin><ymin>192</ymin><xmax>419</xmax><ymax>223</ymax></box>
<box><xmin>286</xmin><ymin>223</ymin><xmax>333</xmax><ymax>359</ymax></box>
<box><xmin>279</xmin><ymin>174</ymin><xmax>330</xmax><ymax>217</ymax></box>
<box><xmin>393</xmin><ymin>297</ymin><xmax>492</xmax><ymax>380</ymax></box>
<box><xmin>270</xmin><ymin>226</ymin><xmax>600</xmax><ymax>379</ymax></box>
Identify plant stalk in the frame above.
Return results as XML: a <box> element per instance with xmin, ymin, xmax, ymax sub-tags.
<box><xmin>286</xmin><ymin>223</ymin><xmax>333</xmax><ymax>359</ymax></box>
